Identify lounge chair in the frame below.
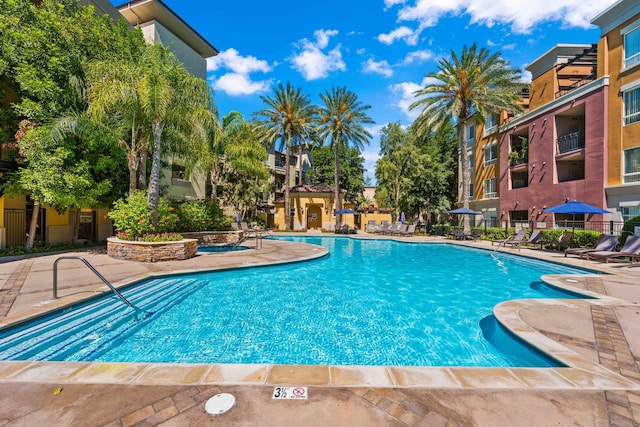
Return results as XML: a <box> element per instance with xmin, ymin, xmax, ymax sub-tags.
<box><xmin>453</xmin><ymin>228</ymin><xmax>465</xmax><ymax>240</ymax></box>
<box><xmin>492</xmin><ymin>229</ymin><xmax>527</xmax><ymax>246</ymax></box>
<box><xmin>504</xmin><ymin>230</ymin><xmax>542</xmax><ymax>249</ymax></box>
<box><xmin>400</xmin><ymin>224</ymin><xmax>417</xmax><ymax>236</ymax></box>
<box><xmin>565</xmin><ymin>234</ymin><xmax>618</xmax><ymax>258</ymax></box>
<box><xmin>385</xmin><ymin>224</ymin><xmax>399</xmax><ymax>235</ymax></box>
<box><xmin>335</xmin><ymin>224</ymin><xmax>349</xmax><ymax>234</ymax></box>
<box><xmin>465</xmin><ymin>230</ymin><xmax>481</xmax><ymax>240</ymax></box>
<box><xmin>392</xmin><ymin>224</ymin><xmax>408</xmax><ymax>235</ymax></box>
<box><xmin>231</xmin><ymin>222</ymin><xmax>239</xmax><ymax>231</ymax></box>
<box><xmin>541</xmin><ymin>231</ymin><xmax>574</xmax><ymax>251</ymax></box>
<box><xmin>376</xmin><ymin>223</ymin><xmax>390</xmax><ymax>234</ymax></box>
<box><xmin>586</xmin><ymin>235</ymin><xmax>640</xmax><ymax>263</ymax></box>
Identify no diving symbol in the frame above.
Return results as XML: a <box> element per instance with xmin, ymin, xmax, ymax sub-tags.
<box><xmin>292</xmin><ymin>387</ymin><xmax>306</xmax><ymax>397</ymax></box>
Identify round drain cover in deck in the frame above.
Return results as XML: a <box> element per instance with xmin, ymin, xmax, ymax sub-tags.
<box><xmin>205</xmin><ymin>393</ymin><xmax>236</xmax><ymax>415</ymax></box>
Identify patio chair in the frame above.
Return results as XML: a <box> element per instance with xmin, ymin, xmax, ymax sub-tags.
<box><xmin>335</xmin><ymin>224</ymin><xmax>349</xmax><ymax>234</ymax></box>
<box><xmin>400</xmin><ymin>224</ymin><xmax>417</xmax><ymax>237</ymax></box>
<box><xmin>492</xmin><ymin>229</ymin><xmax>527</xmax><ymax>246</ymax></box>
<box><xmin>385</xmin><ymin>224</ymin><xmax>399</xmax><ymax>235</ymax></box>
<box><xmin>231</xmin><ymin>222</ymin><xmax>239</xmax><ymax>231</ymax></box>
<box><xmin>504</xmin><ymin>230</ymin><xmax>542</xmax><ymax>249</ymax></box>
<box><xmin>565</xmin><ymin>234</ymin><xmax>618</xmax><ymax>258</ymax></box>
<box><xmin>376</xmin><ymin>223</ymin><xmax>390</xmax><ymax>234</ymax></box>
<box><xmin>392</xmin><ymin>223</ymin><xmax>408</xmax><ymax>235</ymax></box>
<box><xmin>541</xmin><ymin>231</ymin><xmax>574</xmax><ymax>251</ymax></box>
<box><xmin>586</xmin><ymin>235</ymin><xmax>640</xmax><ymax>263</ymax></box>
<box><xmin>453</xmin><ymin>228</ymin><xmax>465</xmax><ymax>240</ymax></box>
<box><xmin>465</xmin><ymin>230</ymin><xmax>481</xmax><ymax>240</ymax></box>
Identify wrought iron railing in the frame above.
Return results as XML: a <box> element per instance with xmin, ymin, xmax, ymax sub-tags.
<box><xmin>557</xmin><ymin>130</ymin><xmax>585</xmax><ymax>154</ymax></box>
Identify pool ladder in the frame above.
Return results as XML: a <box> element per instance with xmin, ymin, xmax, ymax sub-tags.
<box><xmin>53</xmin><ymin>256</ymin><xmax>132</xmax><ymax>308</ymax></box>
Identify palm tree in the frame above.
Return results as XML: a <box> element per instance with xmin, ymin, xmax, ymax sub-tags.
<box><xmin>198</xmin><ymin>110</ymin><xmax>242</xmax><ymax>200</ymax></box>
<box><xmin>88</xmin><ymin>43</ymin><xmax>214</xmax><ymax>228</ymax></box>
<box><xmin>317</xmin><ymin>87</ymin><xmax>373</xmax><ymax>228</ymax></box>
<box><xmin>255</xmin><ymin>82</ymin><xmax>315</xmax><ymax>230</ymax></box>
<box><xmin>87</xmin><ymin>58</ymin><xmax>147</xmax><ymax>196</ymax></box>
<box><xmin>410</xmin><ymin>43</ymin><xmax>527</xmax><ymax>233</ymax></box>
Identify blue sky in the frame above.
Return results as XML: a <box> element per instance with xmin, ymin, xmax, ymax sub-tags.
<box><xmin>112</xmin><ymin>0</ymin><xmax>618</xmax><ymax>182</ymax></box>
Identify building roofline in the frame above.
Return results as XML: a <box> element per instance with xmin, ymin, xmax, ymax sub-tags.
<box><xmin>115</xmin><ymin>0</ymin><xmax>218</xmax><ymax>57</ymax></box>
<box><xmin>501</xmin><ymin>76</ymin><xmax>609</xmax><ymax>131</ymax></box>
<box><xmin>591</xmin><ymin>0</ymin><xmax>640</xmax><ymax>36</ymax></box>
<box><xmin>525</xmin><ymin>44</ymin><xmax>594</xmax><ymax>79</ymax></box>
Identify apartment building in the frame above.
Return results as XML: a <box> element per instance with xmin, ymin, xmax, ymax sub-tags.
<box><xmin>592</xmin><ymin>0</ymin><xmax>640</xmax><ymax>222</ymax></box>
<box><xmin>465</xmin><ymin>0</ymin><xmax>640</xmax><ymax>232</ymax></box>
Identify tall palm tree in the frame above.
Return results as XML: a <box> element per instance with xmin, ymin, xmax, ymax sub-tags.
<box><xmin>410</xmin><ymin>43</ymin><xmax>527</xmax><ymax>233</ymax></box>
<box><xmin>317</xmin><ymin>86</ymin><xmax>373</xmax><ymax>228</ymax></box>
<box><xmin>255</xmin><ymin>82</ymin><xmax>315</xmax><ymax>230</ymax></box>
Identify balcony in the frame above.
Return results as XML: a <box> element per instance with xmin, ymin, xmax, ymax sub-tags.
<box><xmin>556</xmin><ymin>130</ymin><xmax>585</xmax><ymax>155</ymax></box>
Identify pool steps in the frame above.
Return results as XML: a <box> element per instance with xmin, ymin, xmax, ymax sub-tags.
<box><xmin>0</xmin><ymin>278</ymin><xmax>205</xmax><ymax>361</ymax></box>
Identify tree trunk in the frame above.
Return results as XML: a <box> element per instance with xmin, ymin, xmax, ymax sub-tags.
<box><xmin>209</xmin><ymin>166</ymin><xmax>219</xmax><ymax>199</ymax></box>
<box><xmin>459</xmin><ymin>121</ymin><xmax>471</xmax><ymax>234</ymax></box>
<box><xmin>25</xmin><ymin>203</ymin><xmax>40</xmax><ymax>251</ymax></box>
<box><xmin>138</xmin><ymin>150</ymin><xmax>147</xmax><ymax>190</ymax></box>
<box><xmin>127</xmin><ymin>147</ymin><xmax>138</xmax><ymax>196</ymax></box>
<box><xmin>284</xmin><ymin>140</ymin><xmax>291</xmax><ymax>231</ymax></box>
<box><xmin>147</xmin><ymin>119</ymin><xmax>163</xmax><ymax>230</ymax></box>
<box><xmin>334</xmin><ymin>134</ymin><xmax>341</xmax><ymax>230</ymax></box>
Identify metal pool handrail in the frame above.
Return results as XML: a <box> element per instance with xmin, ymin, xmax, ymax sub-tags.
<box><xmin>53</xmin><ymin>256</ymin><xmax>132</xmax><ymax>307</ymax></box>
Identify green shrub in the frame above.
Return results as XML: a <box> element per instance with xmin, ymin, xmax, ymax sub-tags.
<box><xmin>108</xmin><ymin>191</ymin><xmax>179</xmax><ymax>239</ymax></box>
<box><xmin>621</xmin><ymin>215</ymin><xmax>640</xmax><ymax>245</ymax></box>
<box><xmin>480</xmin><ymin>227</ymin><xmax>514</xmax><ymax>240</ymax></box>
<box><xmin>170</xmin><ymin>199</ymin><xmax>225</xmax><ymax>232</ymax></box>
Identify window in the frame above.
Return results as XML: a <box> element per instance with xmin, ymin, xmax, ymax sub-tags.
<box><xmin>469</xmin><ymin>183</ymin><xmax>475</xmax><ymax>198</ymax></box>
<box><xmin>624</xmin><ymin>147</ymin><xmax>640</xmax><ymax>183</ymax></box>
<box><xmin>466</xmin><ymin>123</ymin><xmax>475</xmax><ymax>146</ymax></box>
<box><xmin>483</xmin><ymin>141</ymin><xmax>498</xmax><ymax>166</ymax></box>
<box><xmin>624</xmin><ymin>85</ymin><xmax>640</xmax><ymax>125</ymax></box>
<box><xmin>624</xmin><ymin>23</ymin><xmax>640</xmax><ymax>69</ymax></box>
<box><xmin>468</xmin><ymin>151</ymin><xmax>475</xmax><ymax>170</ymax></box>
<box><xmin>171</xmin><ymin>163</ymin><xmax>189</xmax><ymax>181</ymax></box>
<box><xmin>484</xmin><ymin>113</ymin><xmax>498</xmax><ymax>135</ymax></box>
<box><xmin>621</xmin><ymin>206</ymin><xmax>640</xmax><ymax>222</ymax></box>
<box><xmin>483</xmin><ymin>178</ymin><xmax>497</xmax><ymax>198</ymax></box>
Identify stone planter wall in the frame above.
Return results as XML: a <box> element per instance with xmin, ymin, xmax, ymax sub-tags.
<box><xmin>181</xmin><ymin>231</ymin><xmax>243</xmax><ymax>245</ymax></box>
<box><xmin>107</xmin><ymin>237</ymin><xmax>198</xmax><ymax>262</ymax></box>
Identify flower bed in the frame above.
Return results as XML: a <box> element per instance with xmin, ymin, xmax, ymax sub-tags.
<box><xmin>106</xmin><ymin>237</ymin><xmax>198</xmax><ymax>262</ymax></box>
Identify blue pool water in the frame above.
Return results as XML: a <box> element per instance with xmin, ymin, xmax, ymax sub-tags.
<box><xmin>0</xmin><ymin>237</ymin><xmax>594</xmax><ymax>367</ymax></box>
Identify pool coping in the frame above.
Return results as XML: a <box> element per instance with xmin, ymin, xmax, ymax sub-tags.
<box><xmin>0</xmin><ymin>236</ymin><xmax>639</xmax><ymax>391</ymax></box>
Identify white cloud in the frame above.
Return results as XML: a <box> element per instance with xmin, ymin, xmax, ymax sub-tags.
<box><xmin>486</xmin><ymin>39</ymin><xmax>497</xmax><ymax>47</ymax></box>
<box><xmin>392</xmin><ymin>0</ymin><xmax>616</xmax><ymax>34</ymax></box>
<box><xmin>206</xmin><ymin>48</ymin><xmax>271</xmax><ymax>74</ymax></box>
<box><xmin>384</xmin><ymin>0</ymin><xmax>405</xmax><ymax>7</ymax></box>
<box><xmin>377</xmin><ymin>26</ymin><xmax>418</xmax><ymax>45</ymax></box>
<box><xmin>213</xmin><ymin>73</ymin><xmax>271</xmax><ymax>96</ymax></box>
<box><xmin>290</xmin><ymin>29</ymin><xmax>346</xmax><ymax>80</ymax></box>
<box><xmin>363</xmin><ymin>58</ymin><xmax>393</xmax><ymax>77</ymax></box>
<box><xmin>390</xmin><ymin>77</ymin><xmax>439</xmax><ymax>121</ymax></box>
<box><xmin>402</xmin><ymin>49</ymin><xmax>434</xmax><ymax>64</ymax></box>
<box><xmin>207</xmin><ymin>48</ymin><xmax>272</xmax><ymax>96</ymax></box>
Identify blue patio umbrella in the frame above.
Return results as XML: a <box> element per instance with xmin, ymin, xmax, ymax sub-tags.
<box><xmin>543</xmin><ymin>200</ymin><xmax>609</xmax><ymax>233</ymax></box>
<box><xmin>448</xmin><ymin>207</ymin><xmax>482</xmax><ymax>215</ymax></box>
<box><xmin>448</xmin><ymin>207</ymin><xmax>483</xmax><ymax>232</ymax></box>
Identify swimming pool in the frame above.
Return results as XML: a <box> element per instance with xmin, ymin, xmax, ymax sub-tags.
<box><xmin>0</xmin><ymin>237</ymin><xmax>594</xmax><ymax>367</ymax></box>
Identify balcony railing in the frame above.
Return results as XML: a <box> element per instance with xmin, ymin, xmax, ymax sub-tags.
<box><xmin>556</xmin><ymin>130</ymin><xmax>585</xmax><ymax>154</ymax></box>
<box><xmin>555</xmin><ymin>73</ymin><xmax>596</xmax><ymax>98</ymax></box>
<box><xmin>509</xmin><ymin>156</ymin><xmax>528</xmax><ymax>167</ymax></box>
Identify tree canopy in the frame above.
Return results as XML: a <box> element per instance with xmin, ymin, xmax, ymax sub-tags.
<box><xmin>410</xmin><ymin>43</ymin><xmax>527</xmax><ymax>232</ymax></box>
